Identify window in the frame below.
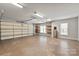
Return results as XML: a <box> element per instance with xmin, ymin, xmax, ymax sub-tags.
<box><xmin>40</xmin><ymin>25</ymin><xmax>46</xmax><ymax>33</ymax></box>
<box><xmin>60</xmin><ymin>23</ymin><xmax>68</xmax><ymax>35</ymax></box>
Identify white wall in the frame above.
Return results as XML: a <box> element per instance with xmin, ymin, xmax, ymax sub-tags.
<box><xmin>52</xmin><ymin>17</ymin><xmax>78</xmax><ymax>40</ymax></box>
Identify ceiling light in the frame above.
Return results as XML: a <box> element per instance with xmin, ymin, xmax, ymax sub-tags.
<box><xmin>11</xmin><ymin>3</ymin><xmax>23</xmax><ymax>8</ymax></box>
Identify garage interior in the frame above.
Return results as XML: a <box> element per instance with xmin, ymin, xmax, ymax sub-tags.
<box><xmin>0</xmin><ymin>3</ymin><xmax>79</xmax><ymax>56</ymax></box>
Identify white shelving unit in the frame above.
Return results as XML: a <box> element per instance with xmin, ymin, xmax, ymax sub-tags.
<box><xmin>0</xmin><ymin>21</ymin><xmax>33</xmax><ymax>40</ymax></box>
<box><xmin>1</xmin><ymin>21</ymin><xmax>14</xmax><ymax>40</ymax></box>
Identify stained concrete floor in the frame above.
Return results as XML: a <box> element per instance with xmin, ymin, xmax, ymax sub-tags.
<box><xmin>0</xmin><ymin>35</ymin><xmax>79</xmax><ymax>56</ymax></box>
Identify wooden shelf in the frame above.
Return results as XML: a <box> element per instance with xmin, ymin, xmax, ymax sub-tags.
<box><xmin>46</xmin><ymin>23</ymin><xmax>52</xmax><ymax>35</ymax></box>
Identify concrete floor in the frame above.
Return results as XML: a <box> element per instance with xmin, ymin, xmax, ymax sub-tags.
<box><xmin>0</xmin><ymin>35</ymin><xmax>79</xmax><ymax>56</ymax></box>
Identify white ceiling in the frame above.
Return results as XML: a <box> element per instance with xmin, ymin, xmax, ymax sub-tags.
<box><xmin>0</xmin><ymin>3</ymin><xmax>79</xmax><ymax>23</ymax></box>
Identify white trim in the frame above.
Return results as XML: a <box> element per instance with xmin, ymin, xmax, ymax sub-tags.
<box><xmin>59</xmin><ymin>36</ymin><xmax>78</xmax><ymax>40</ymax></box>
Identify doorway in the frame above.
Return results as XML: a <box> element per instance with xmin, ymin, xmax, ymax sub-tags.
<box><xmin>40</xmin><ymin>24</ymin><xmax>46</xmax><ymax>35</ymax></box>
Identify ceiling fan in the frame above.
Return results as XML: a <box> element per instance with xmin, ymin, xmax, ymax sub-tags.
<box><xmin>24</xmin><ymin>11</ymin><xmax>44</xmax><ymax>22</ymax></box>
<box><xmin>33</xmin><ymin>11</ymin><xmax>44</xmax><ymax>18</ymax></box>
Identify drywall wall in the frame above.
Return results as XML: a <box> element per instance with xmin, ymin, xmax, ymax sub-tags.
<box><xmin>52</xmin><ymin>17</ymin><xmax>78</xmax><ymax>40</ymax></box>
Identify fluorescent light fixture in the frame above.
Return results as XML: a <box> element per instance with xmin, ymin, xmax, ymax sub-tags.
<box><xmin>34</xmin><ymin>13</ymin><xmax>43</xmax><ymax>18</ymax></box>
<box><xmin>11</xmin><ymin>3</ymin><xmax>23</xmax><ymax>8</ymax></box>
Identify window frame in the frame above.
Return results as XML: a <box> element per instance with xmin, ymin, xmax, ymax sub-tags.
<box><xmin>60</xmin><ymin>23</ymin><xmax>68</xmax><ymax>35</ymax></box>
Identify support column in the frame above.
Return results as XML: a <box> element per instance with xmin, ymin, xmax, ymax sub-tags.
<box><xmin>0</xmin><ymin>20</ymin><xmax>1</xmax><ymax>40</ymax></box>
<box><xmin>78</xmin><ymin>16</ymin><xmax>79</xmax><ymax>41</ymax></box>
<box><xmin>51</xmin><ymin>22</ymin><xmax>54</xmax><ymax>38</ymax></box>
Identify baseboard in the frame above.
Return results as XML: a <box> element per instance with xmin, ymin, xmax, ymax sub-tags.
<box><xmin>1</xmin><ymin>34</ymin><xmax>34</xmax><ymax>40</ymax></box>
<box><xmin>59</xmin><ymin>37</ymin><xmax>78</xmax><ymax>41</ymax></box>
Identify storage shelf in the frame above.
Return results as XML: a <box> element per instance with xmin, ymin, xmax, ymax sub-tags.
<box><xmin>0</xmin><ymin>21</ymin><xmax>33</xmax><ymax>40</ymax></box>
<box><xmin>46</xmin><ymin>23</ymin><xmax>52</xmax><ymax>34</ymax></box>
